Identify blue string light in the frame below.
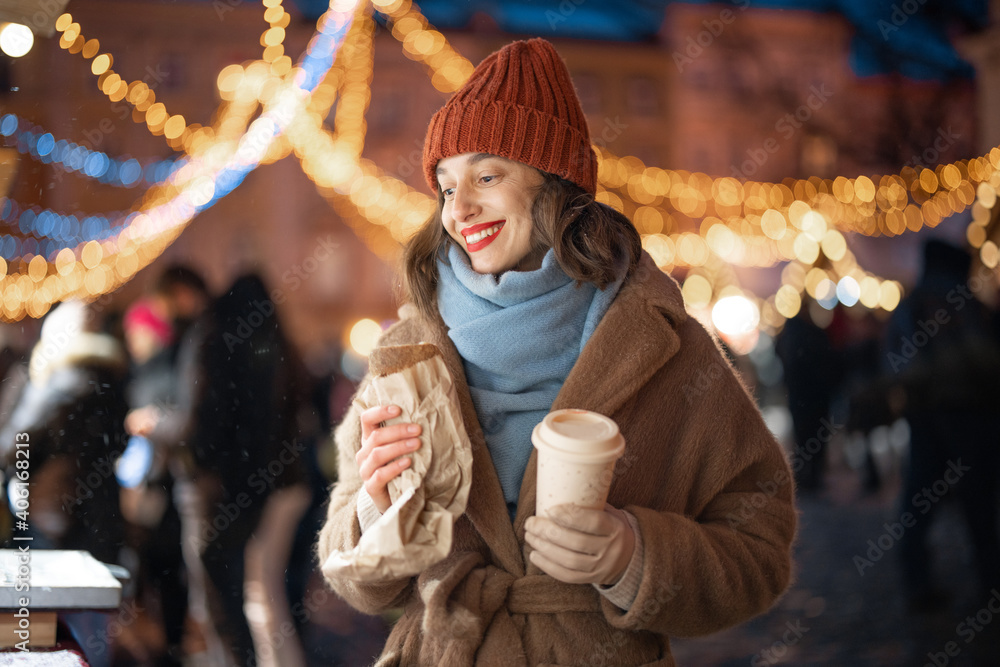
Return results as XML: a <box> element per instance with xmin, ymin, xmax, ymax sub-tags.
<box><xmin>0</xmin><ymin>113</ymin><xmax>184</xmax><ymax>188</ymax></box>
<box><xmin>0</xmin><ymin>196</ymin><xmax>133</xmax><ymax>259</ymax></box>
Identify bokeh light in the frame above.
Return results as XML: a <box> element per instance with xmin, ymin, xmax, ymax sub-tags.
<box><xmin>0</xmin><ymin>23</ymin><xmax>33</xmax><ymax>58</ymax></box>
<box><xmin>348</xmin><ymin>318</ymin><xmax>383</xmax><ymax>357</ymax></box>
<box><xmin>712</xmin><ymin>295</ymin><xmax>760</xmax><ymax>337</ymax></box>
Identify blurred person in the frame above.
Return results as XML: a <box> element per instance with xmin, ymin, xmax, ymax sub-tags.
<box><xmin>0</xmin><ymin>320</ymin><xmax>37</xmax><ymax>387</ymax></box>
<box><xmin>121</xmin><ymin>264</ymin><xmax>212</xmax><ymax>665</ymax></box>
<box><xmin>836</xmin><ymin>309</ymin><xmax>894</xmax><ymax>494</ymax></box>
<box><xmin>0</xmin><ymin>319</ymin><xmax>41</xmax><ymax>540</ymax></box>
<box><xmin>884</xmin><ymin>238</ymin><xmax>1000</xmax><ymax>611</ymax></box>
<box><xmin>156</xmin><ymin>263</ymin><xmax>211</xmax><ymax>337</ymax></box>
<box><xmin>0</xmin><ymin>319</ymin><xmax>46</xmax><ymax>428</ymax></box>
<box><xmin>0</xmin><ymin>299</ymin><xmax>128</xmax><ymax>562</ymax></box>
<box><xmin>175</xmin><ymin>273</ymin><xmax>311</xmax><ymax>666</ymax></box>
<box><xmin>318</xmin><ymin>39</ymin><xmax>796</xmax><ymax>665</ymax></box>
<box><xmin>121</xmin><ymin>296</ymin><xmax>188</xmax><ymax>667</ymax></box>
<box><xmin>0</xmin><ymin>300</ymin><xmax>129</xmax><ymax>666</ymax></box>
<box><xmin>775</xmin><ymin>300</ymin><xmax>841</xmax><ymax>493</ymax></box>
<box><xmin>124</xmin><ymin>264</ymin><xmax>212</xmax><ymax>448</ymax></box>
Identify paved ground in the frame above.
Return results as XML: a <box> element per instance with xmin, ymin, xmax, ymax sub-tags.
<box><xmin>669</xmin><ymin>464</ymin><xmax>1000</xmax><ymax>667</ymax></box>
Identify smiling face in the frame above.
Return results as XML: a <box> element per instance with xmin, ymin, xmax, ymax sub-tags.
<box><xmin>436</xmin><ymin>152</ymin><xmax>546</xmax><ymax>276</ymax></box>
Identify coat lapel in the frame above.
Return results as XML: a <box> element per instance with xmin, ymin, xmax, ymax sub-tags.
<box><xmin>513</xmin><ymin>255</ymin><xmax>687</xmax><ymax>532</ymax></box>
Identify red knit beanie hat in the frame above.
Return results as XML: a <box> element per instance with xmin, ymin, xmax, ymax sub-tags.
<box><xmin>423</xmin><ymin>38</ymin><xmax>597</xmax><ymax>195</ymax></box>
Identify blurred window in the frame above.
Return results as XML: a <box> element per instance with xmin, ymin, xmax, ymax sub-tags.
<box><xmin>626</xmin><ymin>75</ymin><xmax>660</xmax><ymax>116</ymax></box>
<box><xmin>574</xmin><ymin>72</ymin><xmax>602</xmax><ymax>115</ymax></box>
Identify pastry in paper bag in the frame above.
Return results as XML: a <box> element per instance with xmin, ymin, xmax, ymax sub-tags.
<box><xmin>322</xmin><ymin>343</ymin><xmax>473</xmax><ymax>581</ymax></box>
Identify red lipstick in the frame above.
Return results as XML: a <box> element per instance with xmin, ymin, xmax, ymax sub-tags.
<box><xmin>461</xmin><ymin>220</ymin><xmax>505</xmax><ymax>252</ymax></box>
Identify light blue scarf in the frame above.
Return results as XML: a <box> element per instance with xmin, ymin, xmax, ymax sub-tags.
<box><xmin>437</xmin><ymin>244</ymin><xmax>623</xmax><ymax>517</ymax></box>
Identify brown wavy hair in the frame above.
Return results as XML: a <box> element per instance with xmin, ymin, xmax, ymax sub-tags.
<box><xmin>400</xmin><ymin>171</ymin><xmax>642</xmax><ymax>320</ymax></box>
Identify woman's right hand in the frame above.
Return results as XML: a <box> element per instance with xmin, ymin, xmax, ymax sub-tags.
<box><xmin>356</xmin><ymin>404</ymin><xmax>422</xmax><ymax>513</ymax></box>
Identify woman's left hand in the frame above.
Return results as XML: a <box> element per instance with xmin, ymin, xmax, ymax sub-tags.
<box><xmin>524</xmin><ymin>504</ymin><xmax>635</xmax><ymax>586</ymax></box>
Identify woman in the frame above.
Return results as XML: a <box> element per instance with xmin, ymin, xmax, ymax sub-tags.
<box><xmin>318</xmin><ymin>38</ymin><xmax>796</xmax><ymax>666</ymax></box>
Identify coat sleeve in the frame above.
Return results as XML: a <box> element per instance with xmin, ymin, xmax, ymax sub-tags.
<box><xmin>316</xmin><ymin>394</ymin><xmax>414</xmax><ymax>614</ymax></box>
<box><xmin>600</xmin><ymin>321</ymin><xmax>797</xmax><ymax>637</ymax></box>
<box><xmin>144</xmin><ymin>323</ymin><xmax>205</xmax><ymax>452</ymax></box>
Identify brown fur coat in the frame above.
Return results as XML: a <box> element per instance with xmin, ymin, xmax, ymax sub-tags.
<box><xmin>317</xmin><ymin>253</ymin><xmax>797</xmax><ymax>666</ymax></box>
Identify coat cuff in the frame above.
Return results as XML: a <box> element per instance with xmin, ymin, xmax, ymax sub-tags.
<box><xmin>594</xmin><ymin>510</ymin><xmax>643</xmax><ymax>610</ymax></box>
<box><xmin>356</xmin><ymin>487</ymin><xmax>382</xmax><ymax>533</ymax></box>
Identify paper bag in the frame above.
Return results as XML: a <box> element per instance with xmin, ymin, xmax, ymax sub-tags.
<box><xmin>321</xmin><ymin>343</ymin><xmax>473</xmax><ymax>582</ymax></box>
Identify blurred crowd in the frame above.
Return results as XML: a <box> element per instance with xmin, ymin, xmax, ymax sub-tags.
<box><xmin>0</xmin><ymin>238</ymin><xmax>998</xmax><ymax>665</ymax></box>
<box><xmin>0</xmin><ymin>265</ymin><xmax>357</xmax><ymax>666</ymax></box>
<box><xmin>774</xmin><ymin>238</ymin><xmax>1000</xmax><ymax>612</ymax></box>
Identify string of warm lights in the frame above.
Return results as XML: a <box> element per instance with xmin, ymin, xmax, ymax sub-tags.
<box><xmin>745</xmin><ymin>163</ymin><xmax>1000</xmax><ymax>332</ymax></box>
<box><xmin>371</xmin><ymin>0</ymin><xmax>475</xmax><ymax>93</ymax></box>
<box><xmin>283</xmin><ymin>5</ymin><xmax>913</xmax><ymax>326</ymax></box>
<box><xmin>190</xmin><ymin>3</ymin><xmax>416</xmax><ymax>266</ymax></box>
<box><xmin>597</xmin><ymin>147</ymin><xmax>1000</xmax><ymax>240</ymax></box>
<box><xmin>965</xmin><ymin>170</ymin><xmax>1000</xmax><ymax>270</ymax></box>
<box><xmin>287</xmin><ymin>108</ymin><xmax>433</xmax><ymax>261</ymax></box>
<box><xmin>263</xmin><ymin>1</ymin><xmax>430</xmax><ymax>261</ymax></box>
<box><xmin>52</xmin><ymin>0</ymin><xmax>299</xmax><ymax>154</ymax></box>
<box><xmin>3</xmin><ymin>0</ymin><xmax>998</xmax><ymax>341</ymax></box>
<box><xmin>0</xmin><ymin>2</ymin><xmax>358</xmax><ymax>269</ymax></box>
<box><xmin>210</xmin><ymin>1</ymin><xmax>373</xmax><ymax>169</ymax></box>
<box><xmin>256</xmin><ymin>0</ymin><xmax>1000</xmax><ymax>337</ymax></box>
<box><xmin>329</xmin><ymin>4</ymin><xmax>375</xmax><ymax>162</ymax></box>
<box><xmin>359</xmin><ymin>10</ymin><xmax>1000</xmax><ymax>335</ymax></box>
<box><xmin>0</xmin><ymin>0</ymin><xmax>362</xmax><ymax>322</ymax></box>
<box><xmin>53</xmin><ymin>14</ymin><xmax>204</xmax><ymax>152</ymax></box>
<box><xmin>260</xmin><ymin>0</ymin><xmax>294</xmax><ymax>77</ymax></box>
<box><xmin>357</xmin><ymin>1</ymin><xmax>1000</xmax><ymax>245</ymax></box>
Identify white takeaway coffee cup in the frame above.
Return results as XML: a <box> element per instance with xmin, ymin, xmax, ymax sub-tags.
<box><xmin>532</xmin><ymin>409</ymin><xmax>626</xmax><ymax>518</ymax></box>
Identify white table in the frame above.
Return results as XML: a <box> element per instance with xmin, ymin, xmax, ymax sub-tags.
<box><xmin>0</xmin><ymin>550</ymin><xmax>122</xmax><ymax>649</ymax></box>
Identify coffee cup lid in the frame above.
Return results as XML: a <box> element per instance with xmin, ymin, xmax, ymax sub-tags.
<box><xmin>532</xmin><ymin>409</ymin><xmax>625</xmax><ymax>460</ymax></box>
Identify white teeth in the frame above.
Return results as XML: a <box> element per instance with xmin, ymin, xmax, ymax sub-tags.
<box><xmin>467</xmin><ymin>224</ymin><xmax>501</xmax><ymax>244</ymax></box>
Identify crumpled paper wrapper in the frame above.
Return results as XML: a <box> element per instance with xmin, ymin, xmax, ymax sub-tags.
<box><xmin>321</xmin><ymin>343</ymin><xmax>474</xmax><ymax>582</ymax></box>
